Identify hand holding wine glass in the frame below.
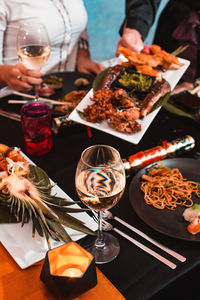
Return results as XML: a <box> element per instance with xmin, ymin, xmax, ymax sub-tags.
<box><xmin>17</xmin><ymin>19</ymin><xmax>50</xmax><ymax>101</ymax></box>
<box><xmin>75</xmin><ymin>145</ymin><xmax>126</xmax><ymax>264</ymax></box>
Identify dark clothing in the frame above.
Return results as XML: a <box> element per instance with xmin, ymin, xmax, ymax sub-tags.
<box><xmin>124</xmin><ymin>0</ymin><xmax>200</xmax><ymax>81</ymax></box>
<box><xmin>125</xmin><ymin>0</ymin><xmax>161</xmax><ymax>40</ymax></box>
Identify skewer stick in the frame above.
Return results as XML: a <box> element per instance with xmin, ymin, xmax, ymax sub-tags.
<box><xmin>13</xmin><ymin>91</ymin><xmax>66</xmax><ymax>105</ymax></box>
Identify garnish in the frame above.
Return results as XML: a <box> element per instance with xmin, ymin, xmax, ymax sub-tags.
<box><xmin>195</xmin><ymin>184</ymin><xmax>200</xmax><ymax>198</ymax></box>
<box><xmin>43</xmin><ymin>75</ymin><xmax>63</xmax><ymax>89</ymax></box>
<box><xmin>118</xmin><ymin>71</ymin><xmax>153</xmax><ymax>91</ymax></box>
<box><xmin>0</xmin><ymin>144</ymin><xmax>95</xmax><ymax>249</ymax></box>
<box><xmin>192</xmin><ymin>203</ymin><xmax>200</xmax><ymax>211</ymax></box>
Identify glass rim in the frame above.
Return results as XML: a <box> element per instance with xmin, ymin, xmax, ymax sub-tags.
<box><xmin>80</xmin><ymin>144</ymin><xmax>122</xmax><ymax>168</ymax></box>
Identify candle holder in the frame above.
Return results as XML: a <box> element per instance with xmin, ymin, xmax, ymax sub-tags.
<box><xmin>40</xmin><ymin>242</ymin><xmax>97</xmax><ymax>298</ymax></box>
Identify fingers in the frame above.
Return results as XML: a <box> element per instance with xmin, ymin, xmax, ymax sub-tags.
<box><xmin>116</xmin><ymin>28</ymin><xmax>144</xmax><ymax>56</ymax></box>
<box><xmin>7</xmin><ymin>63</ymin><xmax>43</xmax><ymax>91</ymax></box>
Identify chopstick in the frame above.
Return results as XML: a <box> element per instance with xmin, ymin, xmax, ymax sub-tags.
<box><xmin>12</xmin><ymin>91</ymin><xmax>66</xmax><ymax>105</ymax></box>
<box><xmin>0</xmin><ymin>109</ymin><xmax>21</xmax><ymax>121</ymax></box>
<box><xmin>114</xmin><ymin>215</ymin><xmax>186</xmax><ymax>262</ymax></box>
<box><xmin>171</xmin><ymin>45</ymin><xmax>189</xmax><ymax>57</ymax></box>
<box><xmin>113</xmin><ymin>227</ymin><xmax>177</xmax><ymax>269</ymax></box>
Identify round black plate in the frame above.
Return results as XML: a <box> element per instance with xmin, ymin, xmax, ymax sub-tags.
<box><xmin>129</xmin><ymin>158</ymin><xmax>200</xmax><ymax>241</ymax></box>
<box><xmin>1</xmin><ymin>71</ymin><xmax>94</xmax><ymax>117</ymax></box>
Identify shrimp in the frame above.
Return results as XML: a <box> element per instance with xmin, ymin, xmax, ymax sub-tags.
<box><xmin>183</xmin><ymin>207</ymin><xmax>200</xmax><ymax>223</ymax></box>
<box><xmin>150</xmin><ymin>44</ymin><xmax>182</xmax><ymax>66</ymax></box>
<box><xmin>187</xmin><ymin>216</ymin><xmax>200</xmax><ymax>235</ymax></box>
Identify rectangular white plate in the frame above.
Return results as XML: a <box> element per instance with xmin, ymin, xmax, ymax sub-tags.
<box><xmin>69</xmin><ymin>57</ymin><xmax>190</xmax><ymax>144</ymax></box>
<box><xmin>0</xmin><ymin>152</ymin><xmax>98</xmax><ymax>269</ymax></box>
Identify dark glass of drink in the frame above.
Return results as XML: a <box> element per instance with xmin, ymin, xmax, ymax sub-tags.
<box><xmin>21</xmin><ymin>101</ymin><xmax>53</xmax><ymax>155</ymax></box>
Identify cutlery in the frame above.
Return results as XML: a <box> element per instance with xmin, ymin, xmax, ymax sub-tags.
<box><xmin>100</xmin><ymin>211</ymin><xmax>186</xmax><ymax>263</ymax></box>
<box><xmin>171</xmin><ymin>44</ymin><xmax>189</xmax><ymax>57</ymax></box>
<box><xmin>0</xmin><ymin>109</ymin><xmax>21</xmax><ymax>121</ymax></box>
<box><xmin>92</xmin><ymin>215</ymin><xmax>176</xmax><ymax>269</ymax></box>
<box><xmin>12</xmin><ymin>91</ymin><xmax>67</xmax><ymax>105</ymax></box>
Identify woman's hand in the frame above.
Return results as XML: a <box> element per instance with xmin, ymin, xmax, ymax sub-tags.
<box><xmin>116</xmin><ymin>28</ymin><xmax>144</xmax><ymax>56</ymax></box>
<box><xmin>76</xmin><ymin>49</ymin><xmax>104</xmax><ymax>75</ymax></box>
<box><xmin>0</xmin><ymin>63</ymin><xmax>43</xmax><ymax>91</ymax></box>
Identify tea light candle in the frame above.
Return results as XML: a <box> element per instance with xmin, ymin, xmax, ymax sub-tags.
<box><xmin>62</xmin><ymin>267</ymin><xmax>83</xmax><ymax>278</ymax></box>
<box><xmin>41</xmin><ymin>242</ymin><xmax>97</xmax><ymax>298</ymax></box>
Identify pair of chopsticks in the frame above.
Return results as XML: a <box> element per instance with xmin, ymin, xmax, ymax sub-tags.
<box><xmin>171</xmin><ymin>44</ymin><xmax>189</xmax><ymax>57</ymax></box>
<box><xmin>10</xmin><ymin>91</ymin><xmax>66</xmax><ymax>105</ymax></box>
<box><xmin>0</xmin><ymin>109</ymin><xmax>21</xmax><ymax>121</ymax></box>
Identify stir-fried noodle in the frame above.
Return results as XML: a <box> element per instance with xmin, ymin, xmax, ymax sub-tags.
<box><xmin>141</xmin><ymin>168</ymin><xmax>199</xmax><ymax>210</ymax></box>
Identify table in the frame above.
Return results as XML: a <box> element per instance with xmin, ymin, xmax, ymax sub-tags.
<box><xmin>0</xmin><ymin>91</ymin><xmax>200</xmax><ymax>300</ymax></box>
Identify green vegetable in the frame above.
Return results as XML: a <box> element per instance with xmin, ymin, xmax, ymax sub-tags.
<box><xmin>192</xmin><ymin>203</ymin><xmax>200</xmax><ymax>210</ymax></box>
<box><xmin>43</xmin><ymin>75</ymin><xmax>63</xmax><ymax>89</ymax></box>
<box><xmin>118</xmin><ymin>72</ymin><xmax>153</xmax><ymax>91</ymax></box>
<box><xmin>146</xmin><ymin>161</ymin><xmax>170</xmax><ymax>174</ymax></box>
<box><xmin>195</xmin><ymin>183</ymin><xmax>200</xmax><ymax>198</ymax></box>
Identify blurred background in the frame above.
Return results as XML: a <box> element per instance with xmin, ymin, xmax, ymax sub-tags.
<box><xmin>84</xmin><ymin>0</ymin><xmax>169</xmax><ymax>62</ymax></box>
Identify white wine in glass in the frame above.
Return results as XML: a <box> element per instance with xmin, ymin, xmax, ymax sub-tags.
<box><xmin>17</xmin><ymin>20</ymin><xmax>50</xmax><ymax>101</ymax></box>
<box><xmin>75</xmin><ymin>145</ymin><xmax>126</xmax><ymax>264</ymax></box>
<box><xmin>17</xmin><ymin>44</ymin><xmax>50</xmax><ymax>70</ymax></box>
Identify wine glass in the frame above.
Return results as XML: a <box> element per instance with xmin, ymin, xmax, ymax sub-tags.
<box><xmin>75</xmin><ymin>145</ymin><xmax>126</xmax><ymax>264</ymax></box>
<box><xmin>17</xmin><ymin>19</ymin><xmax>50</xmax><ymax>101</ymax></box>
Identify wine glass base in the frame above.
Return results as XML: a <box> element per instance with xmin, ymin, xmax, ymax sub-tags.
<box><xmin>87</xmin><ymin>232</ymin><xmax>120</xmax><ymax>264</ymax></box>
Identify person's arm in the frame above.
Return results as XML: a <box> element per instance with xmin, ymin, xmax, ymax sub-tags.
<box><xmin>125</xmin><ymin>0</ymin><xmax>161</xmax><ymax>40</ymax></box>
<box><xmin>116</xmin><ymin>0</ymin><xmax>161</xmax><ymax>55</ymax></box>
<box><xmin>76</xmin><ymin>29</ymin><xmax>104</xmax><ymax>75</ymax></box>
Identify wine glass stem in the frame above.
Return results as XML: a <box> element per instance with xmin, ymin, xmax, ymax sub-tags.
<box><xmin>95</xmin><ymin>211</ymin><xmax>105</xmax><ymax>248</ymax></box>
<box><xmin>34</xmin><ymin>85</ymin><xmax>39</xmax><ymax>102</ymax></box>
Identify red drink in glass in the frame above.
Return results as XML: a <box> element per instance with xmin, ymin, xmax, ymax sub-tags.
<box><xmin>21</xmin><ymin>101</ymin><xmax>53</xmax><ymax>155</ymax></box>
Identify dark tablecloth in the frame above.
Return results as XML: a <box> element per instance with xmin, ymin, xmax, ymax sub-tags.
<box><xmin>1</xmin><ymin>96</ymin><xmax>200</xmax><ymax>300</ymax></box>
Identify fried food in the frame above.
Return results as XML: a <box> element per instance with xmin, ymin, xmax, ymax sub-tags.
<box><xmin>150</xmin><ymin>44</ymin><xmax>182</xmax><ymax>66</ymax></box>
<box><xmin>83</xmin><ymin>89</ymin><xmax>141</xmax><ymax>134</ymax></box>
<box><xmin>55</xmin><ymin>90</ymin><xmax>87</xmax><ymax>114</ymax></box>
<box><xmin>119</xmin><ymin>44</ymin><xmax>183</xmax><ymax>78</ymax></box>
<box><xmin>0</xmin><ymin>144</ymin><xmax>29</xmax><ymax>176</ymax></box>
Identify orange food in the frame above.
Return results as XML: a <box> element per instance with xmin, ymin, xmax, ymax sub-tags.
<box><xmin>119</xmin><ymin>44</ymin><xmax>183</xmax><ymax>78</ymax></box>
<box><xmin>150</xmin><ymin>44</ymin><xmax>182</xmax><ymax>65</ymax></box>
<box><xmin>0</xmin><ymin>144</ymin><xmax>29</xmax><ymax>176</ymax></box>
<box><xmin>187</xmin><ymin>217</ymin><xmax>200</xmax><ymax>235</ymax></box>
<box><xmin>134</xmin><ymin>64</ymin><xmax>160</xmax><ymax>78</ymax></box>
<box><xmin>141</xmin><ymin>167</ymin><xmax>198</xmax><ymax>210</ymax></box>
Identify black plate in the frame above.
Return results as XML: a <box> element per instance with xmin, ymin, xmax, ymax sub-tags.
<box><xmin>172</xmin><ymin>91</ymin><xmax>200</xmax><ymax>112</ymax></box>
<box><xmin>129</xmin><ymin>158</ymin><xmax>200</xmax><ymax>241</ymax></box>
<box><xmin>0</xmin><ymin>71</ymin><xmax>94</xmax><ymax>117</ymax></box>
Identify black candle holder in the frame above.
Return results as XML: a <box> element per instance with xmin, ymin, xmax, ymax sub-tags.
<box><xmin>40</xmin><ymin>242</ymin><xmax>97</xmax><ymax>298</ymax></box>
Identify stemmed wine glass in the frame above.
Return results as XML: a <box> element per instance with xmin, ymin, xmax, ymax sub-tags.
<box><xmin>75</xmin><ymin>145</ymin><xmax>126</xmax><ymax>264</ymax></box>
<box><xmin>17</xmin><ymin>19</ymin><xmax>50</xmax><ymax>101</ymax></box>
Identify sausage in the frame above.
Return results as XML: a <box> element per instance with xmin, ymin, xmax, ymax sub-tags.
<box><xmin>98</xmin><ymin>64</ymin><xmax>123</xmax><ymax>90</ymax></box>
<box><xmin>140</xmin><ymin>80</ymin><xmax>171</xmax><ymax>118</ymax></box>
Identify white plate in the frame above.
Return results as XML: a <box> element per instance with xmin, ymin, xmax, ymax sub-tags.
<box><xmin>69</xmin><ymin>57</ymin><xmax>190</xmax><ymax>144</ymax></box>
<box><xmin>0</xmin><ymin>152</ymin><xmax>98</xmax><ymax>269</ymax></box>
